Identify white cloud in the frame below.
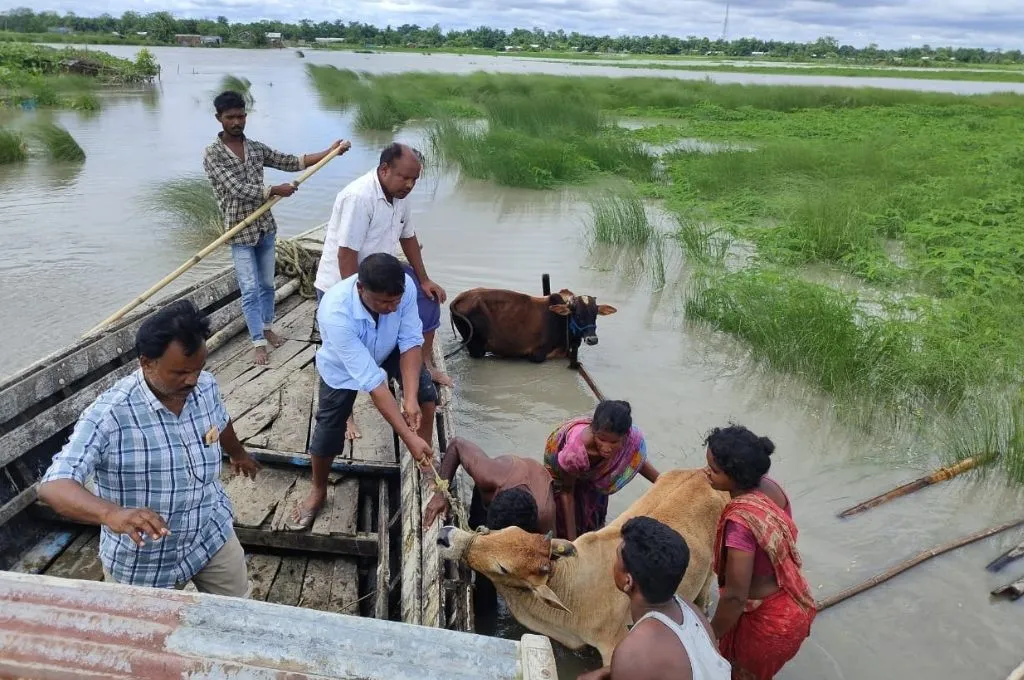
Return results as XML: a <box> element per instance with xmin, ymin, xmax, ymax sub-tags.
<box><xmin>6</xmin><ymin>0</ymin><xmax>1022</xmax><ymax>50</ymax></box>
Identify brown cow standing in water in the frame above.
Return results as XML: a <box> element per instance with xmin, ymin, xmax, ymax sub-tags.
<box><xmin>437</xmin><ymin>469</ymin><xmax>729</xmax><ymax>666</ymax></box>
<box><xmin>449</xmin><ymin>287</ymin><xmax>617</xmax><ymax>369</ymax></box>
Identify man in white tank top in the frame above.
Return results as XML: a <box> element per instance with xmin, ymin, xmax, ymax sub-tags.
<box><xmin>578</xmin><ymin>517</ymin><xmax>731</xmax><ymax>680</ymax></box>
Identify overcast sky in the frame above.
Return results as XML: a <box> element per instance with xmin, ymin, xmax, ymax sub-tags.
<box><xmin>6</xmin><ymin>1</ymin><xmax>1021</xmax><ymax>50</ymax></box>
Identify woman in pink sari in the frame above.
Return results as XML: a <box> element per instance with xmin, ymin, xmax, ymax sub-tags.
<box><xmin>544</xmin><ymin>400</ymin><xmax>659</xmax><ymax>539</ymax></box>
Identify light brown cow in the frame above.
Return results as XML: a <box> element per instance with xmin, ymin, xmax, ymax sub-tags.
<box><xmin>438</xmin><ymin>468</ymin><xmax>728</xmax><ymax>664</ymax></box>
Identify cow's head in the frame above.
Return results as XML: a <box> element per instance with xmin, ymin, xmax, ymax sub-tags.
<box><xmin>438</xmin><ymin>525</ymin><xmax>577</xmax><ymax>612</ymax></box>
<box><xmin>548</xmin><ymin>289</ymin><xmax>617</xmax><ymax>347</ymax></box>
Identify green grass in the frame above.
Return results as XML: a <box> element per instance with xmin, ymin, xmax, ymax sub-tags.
<box><xmin>218</xmin><ymin>74</ymin><xmax>254</xmax><ymax>108</ymax></box>
<box><xmin>149</xmin><ymin>176</ymin><xmax>223</xmax><ymax>241</ymax></box>
<box><xmin>31</xmin><ymin>122</ymin><xmax>85</xmax><ymax>161</ymax></box>
<box><xmin>0</xmin><ymin>128</ymin><xmax>26</xmax><ymax>164</ymax></box>
<box><xmin>588</xmin><ymin>189</ymin><xmax>657</xmax><ymax>247</ymax></box>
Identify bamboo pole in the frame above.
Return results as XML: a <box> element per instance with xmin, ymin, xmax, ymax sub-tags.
<box><xmin>815</xmin><ymin>517</ymin><xmax>1024</xmax><ymax>612</ymax></box>
<box><xmin>577</xmin><ymin>362</ymin><xmax>607</xmax><ymax>402</ymax></box>
<box><xmin>836</xmin><ymin>455</ymin><xmax>986</xmax><ymax>519</ymax></box>
<box><xmin>82</xmin><ymin>144</ymin><xmax>348</xmax><ymax>338</ymax></box>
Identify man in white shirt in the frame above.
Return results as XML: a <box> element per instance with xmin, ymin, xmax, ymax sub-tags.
<box><xmin>314</xmin><ymin>143</ymin><xmax>450</xmax><ymax>440</ymax></box>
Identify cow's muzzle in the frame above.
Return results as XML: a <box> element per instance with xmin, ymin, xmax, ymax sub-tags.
<box><xmin>584</xmin><ymin>336</ymin><xmax>598</xmax><ymax>346</ymax></box>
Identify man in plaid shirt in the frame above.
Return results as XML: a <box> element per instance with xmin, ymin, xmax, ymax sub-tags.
<box><xmin>203</xmin><ymin>90</ymin><xmax>349</xmax><ymax>365</ymax></box>
<box><xmin>38</xmin><ymin>300</ymin><xmax>262</xmax><ymax>594</ymax></box>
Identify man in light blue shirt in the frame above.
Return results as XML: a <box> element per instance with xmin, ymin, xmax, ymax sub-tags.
<box><xmin>291</xmin><ymin>252</ymin><xmax>437</xmax><ymax>527</ymax></box>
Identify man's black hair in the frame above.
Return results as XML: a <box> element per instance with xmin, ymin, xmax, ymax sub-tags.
<box><xmin>487</xmin><ymin>488</ymin><xmax>539</xmax><ymax>533</ymax></box>
<box><xmin>135</xmin><ymin>299</ymin><xmax>211</xmax><ymax>360</ymax></box>
<box><xmin>214</xmin><ymin>90</ymin><xmax>246</xmax><ymax>114</ymax></box>
<box><xmin>379</xmin><ymin>142</ymin><xmax>423</xmax><ymax>167</ymax></box>
<box><xmin>620</xmin><ymin>516</ymin><xmax>690</xmax><ymax>605</ymax></box>
<box><xmin>358</xmin><ymin>253</ymin><xmax>406</xmax><ymax>297</ymax></box>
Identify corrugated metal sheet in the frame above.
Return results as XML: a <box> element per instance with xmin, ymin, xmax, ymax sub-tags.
<box><xmin>0</xmin><ymin>571</ymin><xmax>529</xmax><ymax>679</ymax></box>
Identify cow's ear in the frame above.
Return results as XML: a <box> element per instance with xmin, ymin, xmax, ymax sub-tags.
<box><xmin>549</xmin><ymin>539</ymin><xmax>577</xmax><ymax>560</ymax></box>
<box><xmin>557</xmin><ymin>288</ymin><xmax>575</xmax><ymax>302</ymax></box>
<box><xmin>533</xmin><ymin>584</ymin><xmax>572</xmax><ymax>613</ymax></box>
<box><xmin>596</xmin><ymin>304</ymin><xmax>618</xmax><ymax>316</ymax></box>
<box><xmin>549</xmin><ymin>304</ymin><xmax>571</xmax><ymax>316</ymax></box>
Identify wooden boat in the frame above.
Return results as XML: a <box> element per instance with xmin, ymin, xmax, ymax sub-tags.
<box><xmin>0</xmin><ymin>225</ymin><xmax>555</xmax><ymax>678</ymax></box>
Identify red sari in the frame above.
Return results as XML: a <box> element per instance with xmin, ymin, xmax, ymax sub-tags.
<box><xmin>713</xmin><ymin>491</ymin><xmax>816</xmax><ymax>680</ymax></box>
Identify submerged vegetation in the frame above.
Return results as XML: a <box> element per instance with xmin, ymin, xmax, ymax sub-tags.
<box><xmin>149</xmin><ymin>176</ymin><xmax>222</xmax><ymax>241</ymax></box>
<box><xmin>218</xmin><ymin>74</ymin><xmax>254</xmax><ymax>108</ymax></box>
<box><xmin>307</xmin><ymin>64</ymin><xmax>1024</xmax><ymax>481</ymax></box>
<box><xmin>0</xmin><ymin>127</ymin><xmax>26</xmax><ymax>163</ymax></box>
<box><xmin>0</xmin><ymin>43</ymin><xmax>158</xmax><ymax>109</ymax></box>
<box><xmin>31</xmin><ymin>122</ymin><xmax>85</xmax><ymax>161</ymax></box>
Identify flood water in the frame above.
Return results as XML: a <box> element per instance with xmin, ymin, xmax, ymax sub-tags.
<box><xmin>3</xmin><ymin>46</ymin><xmax>1023</xmax><ymax>679</ymax></box>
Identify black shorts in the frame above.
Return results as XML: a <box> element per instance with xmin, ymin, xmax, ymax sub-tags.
<box><xmin>308</xmin><ymin>348</ymin><xmax>437</xmax><ymax>458</ymax></box>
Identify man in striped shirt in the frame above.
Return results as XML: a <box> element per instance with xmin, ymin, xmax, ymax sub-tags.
<box><xmin>38</xmin><ymin>300</ymin><xmax>261</xmax><ymax>595</ymax></box>
<box><xmin>203</xmin><ymin>89</ymin><xmax>348</xmax><ymax>366</ymax></box>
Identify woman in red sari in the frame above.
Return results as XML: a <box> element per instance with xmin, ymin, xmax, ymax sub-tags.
<box><xmin>703</xmin><ymin>425</ymin><xmax>815</xmax><ymax>680</ymax></box>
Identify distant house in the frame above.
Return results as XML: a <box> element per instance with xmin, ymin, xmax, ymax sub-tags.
<box><xmin>47</xmin><ymin>27</ymin><xmax>71</xmax><ymax>34</ymax></box>
<box><xmin>503</xmin><ymin>45</ymin><xmax>522</xmax><ymax>52</ymax></box>
<box><xmin>200</xmin><ymin>35</ymin><xmax>222</xmax><ymax>46</ymax></box>
<box><xmin>175</xmin><ymin>34</ymin><xmax>202</xmax><ymax>47</ymax></box>
<box><xmin>314</xmin><ymin>37</ymin><xmax>345</xmax><ymax>44</ymax></box>
<box><xmin>751</xmin><ymin>51</ymin><xmax>768</xmax><ymax>56</ymax></box>
<box><xmin>136</xmin><ymin>31</ymin><xmax>148</xmax><ymax>37</ymax></box>
<box><xmin>529</xmin><ymin>44</ymin><xmax>541</xmax><ymax>49</ymax></box>
<box><xmin>265</xmin><ymin>32</ymin><xmax>283</xmax><ymax>46</ymax></box>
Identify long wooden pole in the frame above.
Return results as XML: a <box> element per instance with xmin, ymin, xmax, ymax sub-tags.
<box><xmin>83</xmin><ymin>144</ymin><xmax>347</xmax><ymax>338</ymax></box>
<box><xmin>816</xmin><ymin>517</ymin><xmax>1024</xmax><ymax>612</ymax></box>
<box><xmin>836</xmin><ymin>455</ymin><xmax>987</xmax><ymax>519</ymax></box>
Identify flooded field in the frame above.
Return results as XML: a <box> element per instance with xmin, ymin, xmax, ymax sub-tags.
<box><xmin>2</xmin><ymin>45</ymin><xmax>1022</xmax><ymax>679</ymax></box>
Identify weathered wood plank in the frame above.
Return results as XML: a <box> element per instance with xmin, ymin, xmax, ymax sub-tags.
<box><xmin>263</xmin><ymin>364</ymin><xmax>316</xmax><ymax>452</ymax></box>
<box><xmin>350</xmin><ymin>392</ymin><xmax>397</xmax><ymax>464</ymax></box>
<box><xmin>310</xmin><ymin>483</ymin><xmax>339</xmax><ymax>537</ymax></box>
<box><xmin>232</xmin><ymin>389</ymin><xmax>282</xmax><ymax>442</ymax></box>
<box><xmin>374</xmin><ymin>478</ymin><xmax>390</xmax><ymax>619</ymax></box>
<box><xmin>0</xmin><ymin>483</ymin><xmax>37</xmax><ymax>528</ymax></box>
<box><xmin>0</xmin><ymin>362</ymin><xmax>136</xmax><ymax>469</ymax></box>
<box><xmin>298</xmin><ymin>557</ymin><xmax>334</xmax><ymax>611</ymax></box>
<box><xmin>9</xmin><ymin>529</ymin><xmax>79</xmax><ymax>574</ymax></box>
<box><xmin>245</xmin><ymin>553</ymin><xmax>282</xmax><ymax>602</ymax></box>
<box><xmin>419</xmin><ymin>434</ymin><xmax>444</xmax><ymax>628</ymax></box>
<box><xmin>520</xmin><ymin>634</ymin><xmax>559</xmax><ymax>680</ymax></box>
<box><xmin>220</xmin><ymin>339</ymin><xmax>309</xmax><ymax>398</ymax></box>
<box><xmin>400</xmin><ymin>445</ymin><xmax>422</xmax><ymax>625</ymax></box>
<box><xmin>326</xmin><ymin>558</ymin><xmax>360</xmax><ymax>616</ymax></box>
<box><xmin>222</xmin><ymin>467</ymin><xmax>299</xmax><ymax>529</ymax></box>
<box><xmin>234</xmin><ymin>526</ymin><xmax>377</xmax><ymax>557</ymax></box>
<box><xmin>44</xmin><ymin>531</ymin><xmax>102</xmax><ymax>581</ymax></box>
<box><xmin>277</xmin><ymin>298</ymin><xmax>318</xmax><ymax>343</ymax></box>
<box><xmin>225</xmin><ymin>345</ymin><xmax>317</xmax><ymax>420</ymax></box>
<box><xmin>0</xmin><ymin>270</ymin><xmax>238</xmax><ymax>426</ymax></box>
<box><xmin>267</xmin><ymin>555</ymin><xmax>307</xmax><ymax>606</ymax></box>
<box><xmin>237</xmin><ymin>447</ymin><xmax>398</xmax><ymax>477</ymax></box>
<box><xmin>328</xmin><ymin>478</ymin><xmax>360</xmax><ymax>536</ymax></box>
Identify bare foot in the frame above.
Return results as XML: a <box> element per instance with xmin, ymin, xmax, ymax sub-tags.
<box><xmin>345</xmin><ymin>415</ymin><xmax>362</xmax><ymax>441</ymax></box>
<box><xmin>264</xmin><ymin>329</ymin><xmax>285</xmax><ymax>348</ymax></box>
<box><xmin>288</xmin><ymin>492</ymin><xmax>326</xmax><ymax>530</ymax></box>
<box><xmin>428</xmin><ymin>365</ymin><xmax>454</xmax><ymax>388</ymax></box>
<box><xmin>253</xmin><ymin>346</ymin><xmax>269</xmax><ymax>365</ymax></box>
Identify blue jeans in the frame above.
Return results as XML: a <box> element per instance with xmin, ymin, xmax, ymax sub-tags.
<box><xmin>231</xmin><ymin>231</ymin><xmax>277</xmax><ymax>347</ymax></box>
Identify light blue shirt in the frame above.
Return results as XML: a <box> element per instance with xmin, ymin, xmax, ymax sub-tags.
<box><xmin>41</xmin><ymin>370</ymin><xmax>234</xmax><ymax>589</ymax></box>
<box><xmin>316</xmin><ymin>273</ymin><xmax>423</xmax><ymax>392</ymax></box>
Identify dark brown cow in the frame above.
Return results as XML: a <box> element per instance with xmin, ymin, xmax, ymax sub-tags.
<box><xmin>449</xmin><ymin>287</ymin><xmax>616</xmax><ymax>368</ymax></box>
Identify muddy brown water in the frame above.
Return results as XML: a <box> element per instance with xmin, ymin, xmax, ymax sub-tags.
<box><xmin>2</xmin><ymin>46</ymin><xmax>1022</xmax><ymax>679</ymax></box>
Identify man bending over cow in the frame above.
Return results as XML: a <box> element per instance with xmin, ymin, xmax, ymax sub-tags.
<box><xmin>423</xmin><ymin>436</ymin><xmax>557</xmax><ymax>535</ymax></box>
<box><xmin>291</xmin><ymin>253</ymin><xmax>436</xmax><ymax>528</ymax></box>
<box><xmin>578</xmin><ymin>517</ymin><xmax>731</xmax><ymax>680</ymax></box>
<box><xmin>314</xmin><ymin>142</ymin><xmax>450</xmax><ymax>442</ymax></box>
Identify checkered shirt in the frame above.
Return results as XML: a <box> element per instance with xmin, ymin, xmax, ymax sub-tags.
<box><xmin>202</xmin><ymin>134</ymin><xmax>305</xmax><ymax>247</ymax></box>
<box><xmin>41</xmin><ymin>369</ymin><xmax>235</xmax><ymax>588</ymax></box>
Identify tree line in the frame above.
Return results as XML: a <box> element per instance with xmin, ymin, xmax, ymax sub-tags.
<box><xmin>2</xmin><ymin>7</ymin><xmax>1020</xmax><ymax>65</ymax></box>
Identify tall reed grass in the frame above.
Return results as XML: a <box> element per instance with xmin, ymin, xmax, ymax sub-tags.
<box><xmin>150</xmin><ymin>176</ymin><xmax>222</xmax><ymax>240</ymax></box>
<box><xmin>32</xmin><ymin>122</ymin><xmax>85</xmax><ymax>161</ymax></box>
<box><xmin>0</xmin><ymin>128</ymin><xmax>26</xmax><ymax>164</ymax></box>
<box><xmin>588</xmin><ymin>190</ymin><xmax>656</xmax><ymax>247</ymax></box>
